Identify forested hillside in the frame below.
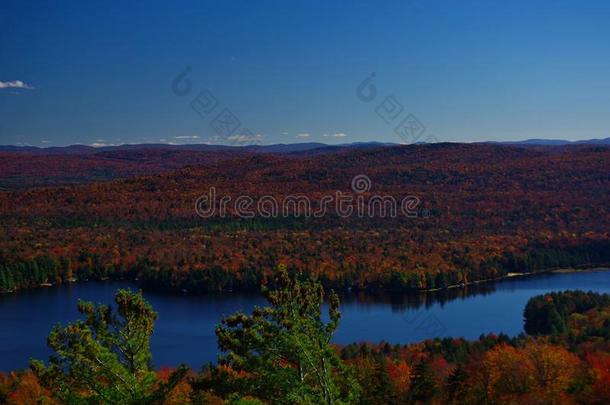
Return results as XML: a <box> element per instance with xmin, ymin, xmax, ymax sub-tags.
<box><xmin>1</xmin><ymin>143</ymin><xmax>609</xmax><ymax>293</ymax></box>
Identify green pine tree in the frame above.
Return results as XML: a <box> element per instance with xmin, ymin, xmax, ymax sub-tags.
<box><xmin>216</xmin><ymin>264</ymin><xmax>361</xmax><ymax>404</ymax></box>
<box><xmin>31</xmin><ymin>289</ymin><xmax>187</xmax><ymax>404</ymax></box>
<box><xmin>408</xmin><ymin>360</ymin><xmax>438</xmax><ymax>404</ymax></box>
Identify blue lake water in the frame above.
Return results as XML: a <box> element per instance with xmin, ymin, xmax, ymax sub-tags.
<box><xmin>1</xmin><ymin>269</ymin><xmax>609</xmax><ymax>370</ymax></box>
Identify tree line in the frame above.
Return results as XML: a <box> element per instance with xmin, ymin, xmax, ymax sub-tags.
<box><xmin>2</xmin><ymin>240</ymin><xmax>610</xmax><ymax>295</ymax></box>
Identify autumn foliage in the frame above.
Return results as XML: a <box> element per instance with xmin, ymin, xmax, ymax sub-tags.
<box><xmin>1</xmin><ymin>143</ymin><xmax>609</xmax><ymax>294</ymax></box>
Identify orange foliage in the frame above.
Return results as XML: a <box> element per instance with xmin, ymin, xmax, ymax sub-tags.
<box><xmin>585</xmin><ymin>352</ymin><xmax>610</xmax><ymax>403</ymax></box>
<box><xmin>0</xmin><ymin>371</ymin><xmax>54</xmax><ymax>405</ymax></box>
<box><xmin>386</xmin><ymin>360</ymin><xmax>411</xmax><ymax>395</ymax></box>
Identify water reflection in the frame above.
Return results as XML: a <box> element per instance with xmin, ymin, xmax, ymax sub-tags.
<box><xmin>338</xmin><ymin>280</ymin><xmax>499</xmax><ymax>311</ymax></box>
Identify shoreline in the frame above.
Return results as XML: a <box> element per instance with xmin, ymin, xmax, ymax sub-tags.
<box><xmin>2</xmin><ymin>266</ymin><xmax>609</xmax><ymax>297</ymax></box>
<box><xmin>417</xmin><ymin>265</ymin><xmax>610</xmax><ymax>293</ymax></box>
<box><xmin>550</xmin><ymin>267</ymin><xmax>610</xmax><ymax>274</ymax></box>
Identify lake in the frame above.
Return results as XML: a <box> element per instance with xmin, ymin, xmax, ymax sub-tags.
<box><xmin>1</xmin><ymin>269</ymin><xmax>609</xmax><ymax>370</ymax></box>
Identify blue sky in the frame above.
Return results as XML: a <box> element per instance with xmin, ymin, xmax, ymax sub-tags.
<box><xmin>1</xmin><ymin>0</ymin><xmax>610</xmax><ymax>146</ymax></box>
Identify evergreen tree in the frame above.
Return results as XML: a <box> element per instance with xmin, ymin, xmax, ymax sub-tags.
<box><xmin>408</xmin><ymin>360</ymin><xmax>438</xmax><ymax>404</ymax></box>
<box><xmin>216</xmin><ymin>264</ymin><xmax>360</xmax><ymax>404</ymax></box>
<box><xmin>446</xmin><ymin>363</ymin><xmax>468</xmax><ymax>403</ymax></box>
<box><xmin>31</xmin><ymin>289</ymin><xmax>187</xmax><ymax>404</ymax></box>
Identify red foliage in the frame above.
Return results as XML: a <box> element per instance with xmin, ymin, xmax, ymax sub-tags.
<box><xmin>1</xmin><ymin>144</ymin><xmax>609</xmax><ymax>292</ymax></box>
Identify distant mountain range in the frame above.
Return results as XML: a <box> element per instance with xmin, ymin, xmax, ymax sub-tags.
<box><xmin>0</xmin><ymin>141</ymin><xmax>393</xmax><ymax>155</ymax></box>
<box><xmin>1</xmin><ymin>138</ymin><xmax>608</xmax><ymax>155</ymax></box>
<box><xmin>483</xmin><ymin>137</ymin><xmax>610</xmax><ymax>146</ymax></box>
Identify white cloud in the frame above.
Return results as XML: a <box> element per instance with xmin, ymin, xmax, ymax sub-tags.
<box><xmin>90</xmin><ymin>142</ymin><xmax>115</xmax><ymax>148</ymax></box>
<box><xmin>174</xmin><ymin>135</ymin><xmax>200</xmax><ymax>139</ymax></box>
<box><xmin>198</xmin><ymin>135</ymin><xmax>222</xmax><ymax>144</ymax></box>
<box><xmin>227</xmin><ymin>133</ymin><xmax>264</xmax><ymax>144</ymax></box>
<box><xmin>297</xmin><ymin>133</ymin><xmax>310</xmax><ymax>138</ymax></box>
<box><xmin>197</xmin><ymin>138</ymin><xmax>215</xmax><ymax>145</ymax></box>
<box><xmin>332</xmin><ymin>132</ymin><xmax>347</xmax><ymax>137</ymax></box>
<box><xmin>0</xmin><ymin>80</ymin><xmax>33</xmax><ymax>90</ymax></box>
